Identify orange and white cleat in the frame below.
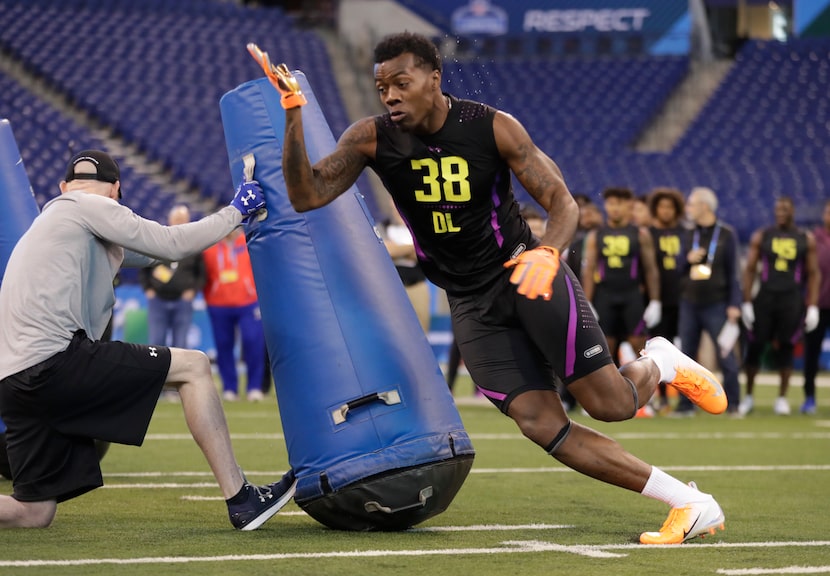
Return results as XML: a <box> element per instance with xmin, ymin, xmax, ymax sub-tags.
<box><xmin>635</xmin><ymin>404</ymin><xmax>655</xmax><ymax>418</ymax></box>
<box><xmin>640</xmin><ymin>485</ymin><xmax>725</xmax><ymax>545</ymax></box>
<box><xmin>641</xmin><ymin>336</ymin><xmax>728</xmax><ymax>415</ymax></box>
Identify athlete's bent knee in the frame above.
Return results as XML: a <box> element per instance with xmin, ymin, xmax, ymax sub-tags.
<box><xmin>572</xmin><ymin>374</ymin><xmax>639</xmax><ymax>422</ymax></box>
<box><xmin>578</xmin><ymin>391</ymin><xmax>636</xmax><ymax>422</ymax></box>
<box><xmin>167</xmin><ymin>348</ymin><xmax>211</xmax><ymax>384</ymax></box>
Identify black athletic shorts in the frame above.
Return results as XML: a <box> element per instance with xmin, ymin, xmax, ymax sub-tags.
<box><xmin>0</xmin><ymin>330</ymin><xmax>171</xmax><ymax>503</ymax></box>
<box><xmin>746</xmin><ymin>289</ymin><xmax>805</xmax><ymax>365</ymax></box>
<box><xmin>448</xmin><ymin>262</ymin><xmax>614</xmax><ymax>413</ymax></box>
<box><xmin>593</xmin><ymin>286</ymin><xmax>647</xmax><ymax>340</ymax></box>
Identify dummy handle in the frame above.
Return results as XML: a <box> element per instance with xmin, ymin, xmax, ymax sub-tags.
<box><xmin>331</xmin><ymin>389</ymin><xmax>401</xmax><ymax>425</ymax></box>
<box><xmin>242</xmin><ymin>153</ymin><xmax>267</xmax><ymax>222</ymax></box>
<box><xmin>364</xmin><ymin>486</ymin><xmax>434</xmax><ymax>515</ymax></box>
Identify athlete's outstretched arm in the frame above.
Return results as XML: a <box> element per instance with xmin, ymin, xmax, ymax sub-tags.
<box><xmin>282</xmin><ymin>110</ymin><xmax>375</xmax><ymax>212</ymax></box>
<box><xmin>493</xmin><ymin>111</ymin><xmax>578</xmax><ymax>253</ymax></box>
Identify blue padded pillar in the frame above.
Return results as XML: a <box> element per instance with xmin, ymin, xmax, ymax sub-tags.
<box><xmin>219</xmin><ymin>76</ymin><xmax>474</xmax><ymax>531</ymax></box>
<box><xmin>0</xmin><ymin>119</ymin><xmax>40</xmax><ymax>477</ymax></box>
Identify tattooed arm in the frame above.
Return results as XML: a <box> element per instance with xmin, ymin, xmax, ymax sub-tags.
<box><xmin>282</xmin><ymin>109</ymin><xmax>377</xmax><ymax>212</ymax></box>
<box><xmin>493</xmin><ymin>111</ymin><xmax>578</xmax><ymax>253</ymax></box>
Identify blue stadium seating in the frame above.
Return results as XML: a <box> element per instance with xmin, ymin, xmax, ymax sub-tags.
<box><xmin>670</xmin><ymin>39</ymin><xmax>830</xmax><ymax>236</ymax></box>
<box><xmin>440</xmin><ymin>39</ymin><xmax>829</xmax><ymax>240</ymax></box>
<box><xmin>441</xmin><ymin>55</ymin><xmax>690</xmax><ymax>217</ymax></box>
<box><xmin>2</xmin><ymin>0</ymin><xmax>827</xmax><ymax>241</ymax></box>
<box><xmin>0</xmin><ymin>0</ymin><xmax>366</xmax><ymax>218</ymax></box>
<box><xmin>0</xmin><ymin>71</ymin><xmax>177</xmax><ymax>217</ymax></box>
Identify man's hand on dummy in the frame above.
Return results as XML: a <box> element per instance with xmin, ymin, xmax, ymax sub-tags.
<box><xmin>247</xmin><ymin>43</ymin><xmax>307</xmax><ymax>110</ymax></box>
<box><xmin>503</xmin><ymin>246</ymin><xmax>560</xmax><ymax>300</ymax></box>
<box><xmin>230</xmin><ymin>180</ymin><xmax>266</xmax><ymax>221</ymax></box>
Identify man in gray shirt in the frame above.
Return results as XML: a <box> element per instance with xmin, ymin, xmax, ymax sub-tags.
<box><xmin>0</xmin><ymin>150</ymin><xmax>295</xmax><ymax>530</ymax></box>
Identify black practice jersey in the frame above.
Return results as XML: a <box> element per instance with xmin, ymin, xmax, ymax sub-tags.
<box><xmin>369</xmin><ymin>94</ymin><xmax>533</xmax><ymax>294</ymax></box>
<box><xmin>757</xmin><ymin>226</ymin><xmax>809</xmax><ymax>293</ymax></box>
<box><xmin>650</xmin><ymin>226</ymin><xmax>683</xmax><ymax>307</ymax></box>
<box><xmin>593</xmin><ymin>224</ymin><xmax>642</xmax><ymax>292</ymax></box>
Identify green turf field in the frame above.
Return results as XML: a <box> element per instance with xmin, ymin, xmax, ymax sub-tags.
<box><xmin>1</xmin><ymin>375</ymin><xmax>829</xmax><ymax>576</ymax></box>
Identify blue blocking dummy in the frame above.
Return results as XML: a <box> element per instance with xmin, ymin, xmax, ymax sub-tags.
<box><xmin>0</xmin><ymin>119</ymin><xmax>39</xmax><ymax>282</ymax></box>
<box><xmin>0</xmin><ymin>119</ymin><xmax>40</xmax><ymax>479</ymax></box>
<box><xmin>220</xmin><ymin>77</ymin><xmax>474</xmax><ymax>531</ymax></box>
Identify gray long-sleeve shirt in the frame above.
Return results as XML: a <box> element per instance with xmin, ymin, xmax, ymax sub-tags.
<box><xmin>0</xmin><ymin>190</ymin><xmax>243</xmax><ymax>380</ymax></box>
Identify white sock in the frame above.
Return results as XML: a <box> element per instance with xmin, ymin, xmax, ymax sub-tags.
<box><xmin>645</xmin><ymin>340</ymin><xmax>677</xmax><ymax>383</ymax></box>
<box><xmin>641</xmin><ymin>466</ymin><xmax>708</xmax><ymax>508</ymax></box>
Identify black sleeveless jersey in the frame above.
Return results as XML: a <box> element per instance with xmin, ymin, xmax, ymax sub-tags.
<box><xmin>650</xmin><ymin>225</ymin><xmax>683</xmax><ymax>306</ymax></box>
<box><xmin>369</xmin><ymin>95</ymin><xmax>533</xmax><ymax>294</ymax></box>
<box><xmin>758</xmin><ymin>225</ymin><xmax>809</xmax><ymax>293</ymax></box>
<box><xmin>594</xmin><ymin>224</ymin><xmax>642</xmax><ymax>291</ymax></box>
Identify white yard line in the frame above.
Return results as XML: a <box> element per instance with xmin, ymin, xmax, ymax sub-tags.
<box><xmin>100</xmin><ymin>464</ymin><xmax>830</xmax><ymax>486</ymax></box>
<box><xmin>717</xmin><ymin>567</ymin><xmax>830</xmax><ymax>575</ymax></box>
<box><xmin>1</xmin><ymin>539</ymin><xmax>827</xmax><ymax>568</ymax></box>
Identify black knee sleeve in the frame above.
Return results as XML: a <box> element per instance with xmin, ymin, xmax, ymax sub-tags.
<box><xmin>544</xmin><ymin>420</ymin><xmax>573</xmax><ymax>455</ymax></box>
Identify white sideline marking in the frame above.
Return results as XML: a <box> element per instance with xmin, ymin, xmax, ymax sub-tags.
<box><xmin>411</xmin><ymin>523</ymin><xmax>572</xmax><ymax>532</ymax></box>
<box><xmin>0</xmin><ymin>540</ymin><xmax>622</xmax><ymax>567</ymax></box>
<box><xmin>2</xmin><ymin>540</ymin><xmax>828</xmax><ymax>568</ymax></box>
<box><xmin>602</xmin><ymin>541</ymin><xmax>830</xmax><ymax>550</ymax></box>
<box><xmin>469</xmin><ymin>465</ymin><xmax>830</xmax><ymax>475</ymax></box>
<box><xmin>100</xmin><ymin>464</ymin><xmax>830</xmax><ymax>487</ymax></box>
<box><xmin>718</xmin><ymin>567</ymin><xmax>830</xmax><ymax>575</ymax></box>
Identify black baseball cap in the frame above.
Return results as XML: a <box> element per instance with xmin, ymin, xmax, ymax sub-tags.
<box><xmin>64</xmin><ymin>149</ymin><xmax>122</xmax><ymax>198</ymax></box>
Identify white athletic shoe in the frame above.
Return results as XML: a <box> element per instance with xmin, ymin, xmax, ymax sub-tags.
<box><xmin>773</xmin><ymin>396</ymin><xmax>791</xmax><ymax>416</ymax></box>
<box><xmin>640</xmin><ymin>483</ymin><xmax>725</xmax><ymax>544</ymax></box>
<box><xmin>247</xmin><ymin>389</ymin><xmax>265</xmax><ymax>402</ymax></box>
<box><xmin>737</xmin><ymin>395</ymin><xmax>754</xmax><ymax>416</ymax></box>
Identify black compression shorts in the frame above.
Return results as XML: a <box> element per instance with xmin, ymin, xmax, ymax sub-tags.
<box><xmin>448</xmin><ymin>262</ymin><xmax>614</xmax><ymax>413</ymax></box>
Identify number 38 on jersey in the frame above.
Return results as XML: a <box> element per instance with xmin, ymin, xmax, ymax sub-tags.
<box><xmin>411</xmin><ymin>156</ymin><xmax>470</xmax><ymax>234</ymax></box>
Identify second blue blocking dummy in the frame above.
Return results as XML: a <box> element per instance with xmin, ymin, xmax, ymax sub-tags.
<box><xmin>220</xmin><ymin>75</ymin><xmax>475</xmax><ymax>531</ymax></box>
<box><xmin>0</xmin><ymin>119</ymin><xmax>42</xmax><ymax>480</ymax></box>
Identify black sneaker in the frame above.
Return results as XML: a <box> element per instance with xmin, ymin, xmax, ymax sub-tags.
<box><xmin>228</xmin><ymin>470</ymin><xmax>297</xmax><ymax>531</ymax></box>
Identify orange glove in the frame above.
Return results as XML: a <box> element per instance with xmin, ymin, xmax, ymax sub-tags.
<box><xmin>503</xmin><ymin>246</ymin><xmax>560</xmax><ymax>300</ymax></box>
<box><xmin>247</xmin><ymin>43</ymin><xmax>307</xmax><ymax>109</ymax></box>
